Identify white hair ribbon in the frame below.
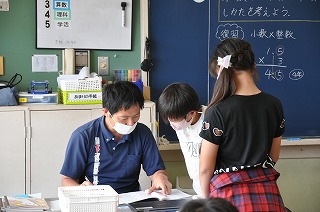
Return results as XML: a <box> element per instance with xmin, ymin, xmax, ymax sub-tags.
<box><xmin>217</xmin><ymin>55</ymin><xmax>232</xmax><ymax>79</ymax></box>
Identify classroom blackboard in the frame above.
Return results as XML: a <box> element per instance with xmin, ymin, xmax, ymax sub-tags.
<box><xmin>150</xmin><ymin>0</ymin><xmax>210</xmax><ymax>141</ymax></box>
<box><xmin>209</xmin><ymin>0</ymin><xmax>320</xmax><ymax>138</ymax></box>
<box><xmin>150</xmin><ymin>0</ymin><xmax>320</xmax><ymax>140</ymax></box>
<box><xmin>36</xmin><ymin>0</ymin><xmax>132</xmax><ymax>50</ymax></box>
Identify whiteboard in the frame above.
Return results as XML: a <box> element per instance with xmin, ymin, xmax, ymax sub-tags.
<box><xmin>36</xmin><ymin>0</ymin><xmax>132</xmax><ymax>50</ymax></box>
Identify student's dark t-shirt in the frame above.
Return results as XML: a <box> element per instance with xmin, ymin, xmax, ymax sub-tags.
<box><xmin>199</xmin><ymin>92</ymin><xmax>285</xmax><ymax>174</ymax></box>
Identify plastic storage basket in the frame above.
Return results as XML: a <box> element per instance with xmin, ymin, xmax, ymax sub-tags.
<box><xmin>58</xmin><ymin>185</ymin><xmax>118</xmax><ymax>212</ymax></box>
<box><xmin>57</xmin><ymin>77</ymin><xmax>102</xmax><ymax>105</ymax></box>
<box><xmin>58</xmin><ymin>77</ymin><xmax>102</xmax><ymax>91</ymax></box>
<box><xmin>58</xmin><ymin>89</ymin><xmax>102</xmax><ymax>105</ymax></box>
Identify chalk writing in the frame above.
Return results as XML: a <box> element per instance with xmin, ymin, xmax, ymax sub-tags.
<box><xmin>257</xmin><ymin>46</ymin><xmax>286</xmax><ymax>81</ymax></box>
<box><xmin>215</xmin><ymin>23</ymin><xmax>244</xmax><ymax>40</ymax></box>
<box><xmin>222</xmin><ymin>6</ymin><xmax>290</xmax><ymax>19</ymax></box>
<box><xmin>251</xmin><ymin>29</ymin><xmax>296</xmax><ymax>39</ymax></box>
<box><xmin>289</xmin><ymin>69</ymin><xmax>304</xmax><ymax>80</ymax></box>
<box><xmin>257</xmin><ymin>46</ymin><xmax>304</xmax><ymax>81</ymax></box>
<box><xmin>219</xmin><ymin>0</ymin><xmax>320</xmax><ymax>22</ymax></box>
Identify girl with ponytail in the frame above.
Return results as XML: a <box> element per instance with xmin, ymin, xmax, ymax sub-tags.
<box><xmin>199</xmin><ymin>38</ymin><xmax>287</xmax><ymax>211</ymax></box>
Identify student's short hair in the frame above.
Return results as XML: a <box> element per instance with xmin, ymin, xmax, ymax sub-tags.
<box><xmin>102</xmin><ymin>81</ymin><xmax>144</xmax><ymax>114</ymax></box>
<box><xmin>158</xmin><ymin>82</ymin><xmax>201</xmax><ymax>122</ymax></box>
<box><xmin>179</xmin><ymin>198</ymin><xmax>238</xmax><ymax>212</ymax></box>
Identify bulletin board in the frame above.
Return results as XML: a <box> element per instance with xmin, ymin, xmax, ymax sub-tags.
<box><xmin>36</xmin><ymin>0</ymin><xmax>132</xmax><ymax>50</ymax></box>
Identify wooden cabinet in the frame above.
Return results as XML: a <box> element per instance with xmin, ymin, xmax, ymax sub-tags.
<box><xmin>0</xmin><ymin>101</ymin><xmax>156</xmax><ymax>197</ymax></box>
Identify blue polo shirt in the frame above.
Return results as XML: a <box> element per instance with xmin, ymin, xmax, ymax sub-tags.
<box><xmin>60</xmin><ymin>116</ymin><xmax>166</xmax><ymax>194</ymax></box>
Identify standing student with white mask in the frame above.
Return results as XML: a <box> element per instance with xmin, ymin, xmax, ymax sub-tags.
<box><xmin>158</xmin><ymin>83</ymin><xmax>206</xmax><ymax>195</ymax></box>
<box><xmin>60</xmin><ymin>81</ymin><xmax>172</xmax><ymax>195</ymax></box>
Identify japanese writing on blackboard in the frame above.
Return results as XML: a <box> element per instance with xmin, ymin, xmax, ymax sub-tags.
<box><xmin>216</xmin><ymin>23</ymin><xmax>296</xmax><ymax>41</ymax></box>
<box><xmin>219</xmin><ymin>0</ymin><xmax>320</xmax><ymax>22</ymax></box>
<box><xmin>213</xmin><ymin>0</ymin><xmax>319</xmax><ymax>81</ymax></box>
<box><xmin>221</xmin><ymin>5</ymin><xmax>290</xmax><ymax>19</ymax></box>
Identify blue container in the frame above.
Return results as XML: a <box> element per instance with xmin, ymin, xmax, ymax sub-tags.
<box><xmin>133</xmin><ymin>79</ymin><xmax>143</xmax><ymax>93</ymax></box>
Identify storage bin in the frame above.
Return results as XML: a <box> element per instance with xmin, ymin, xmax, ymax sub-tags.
<box><xmin>57</xmin><ymin>76</ymin><xmax>103</xmax><ymax>105</ymax></box>
<box><xmin>58</xmin><ymin>185</ymin><xmax>118</xmax><ymax>212</ymax></box>
<box><xmin>18</xmin><ymin>92</ymin><xmax>58</xmax><ymax>105</ymax></box>
<box><xmin>58</xmin><ymin>77</ymin><xmax>102</xmax><ymax>91</ymax></box>
<box><xmin>58</xmin><ymin>89</ymin><xmax>102</xmax><ymax>105</ymax></box>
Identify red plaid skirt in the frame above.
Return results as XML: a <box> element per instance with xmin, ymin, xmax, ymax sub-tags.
<box><xmin>209</xmin><ymin>167</ymin><xmax>286</xmax><ymax>212</ymax></box>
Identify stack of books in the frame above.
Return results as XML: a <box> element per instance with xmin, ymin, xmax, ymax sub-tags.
<box><xmin>0</xmin><ymin>196</ymin><xmax>49</xmax><ymax>211</ymax></box>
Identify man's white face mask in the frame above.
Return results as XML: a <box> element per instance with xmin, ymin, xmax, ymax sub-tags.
<box><xmin>109</xmin><ymin>113</ymin><xmax>137</xmax><ymax>135</ymax></box>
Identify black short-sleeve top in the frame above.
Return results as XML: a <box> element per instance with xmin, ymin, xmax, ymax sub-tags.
<box><xmin>199</xmin><ymin>92</ymin><xmax>285</xmax><ymax>174</ymax></box>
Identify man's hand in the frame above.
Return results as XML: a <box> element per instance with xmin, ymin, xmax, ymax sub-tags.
<box><xmin>80</xmin><ymin>178</ymin><xmax>94</xmax><ymax>186</ymax></box>
<box><xmin>148</xmin><ymin>170</ymin><xmax>172</xmax><ymax>195</ymax></box>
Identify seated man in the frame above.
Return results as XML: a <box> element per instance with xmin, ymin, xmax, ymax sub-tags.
<box><xmin>60</xmin><ymin>81</ymin><xmax>172</xmax><ymax>195</ymax></box>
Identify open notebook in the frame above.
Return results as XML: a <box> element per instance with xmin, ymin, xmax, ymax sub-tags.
<box><xmin>119</xmin><ymin>189</ymin><xmax>191</xmax><ymax>204</ymax></box>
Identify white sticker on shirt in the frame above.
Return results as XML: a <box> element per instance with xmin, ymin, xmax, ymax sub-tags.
<box><xmin>280</xmin><ymin>119</ymin><xmax>285</xmax><ymax>128</ymax></box>
<box><xmin>213</xmin><ymin>128</ymin><xmax>223</xmax><ymax>136</ymax></box>
<box><xmin>202</xmin><ymin>121</ymin><xmax>210</xmax><ymax>130</ymax></box>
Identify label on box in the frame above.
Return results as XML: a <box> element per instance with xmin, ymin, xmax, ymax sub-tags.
<box><xmin>68</xmin><ymin>92</ymin><xmax>102</xmax><ymax>101</ymax></box>
<box><xmin>19</xmin><ymin>98</ymin><xmax>28</xmax><ymax>103</ymax></box>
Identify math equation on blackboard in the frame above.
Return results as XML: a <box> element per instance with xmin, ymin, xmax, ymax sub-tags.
<box><xmin>256</xmin><ymin>46</ymin><xmax>304</xmax><ymax>81</ymax></box>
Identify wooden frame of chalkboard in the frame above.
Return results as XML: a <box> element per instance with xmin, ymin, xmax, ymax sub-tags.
<box><xmin>36</xmin><ymin>0</ymin><xmax>133</xmax><ymax>50</ymax></box>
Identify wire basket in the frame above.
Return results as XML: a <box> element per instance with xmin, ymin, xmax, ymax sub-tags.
<box><xmin>58</xmin><ymin>185</ymin><xmax>118</xmax><ymax>212</ymax></box>
<box><xmin>58</xmin><ymin>77</ymin><xmax>102</xmax><ymax>91</ymax></box>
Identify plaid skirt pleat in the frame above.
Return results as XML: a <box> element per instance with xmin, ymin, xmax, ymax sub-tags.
<box><xmin>209</xmin><ymin>167</ymin><xmax>286</xmax><ymax>212</ymax></box>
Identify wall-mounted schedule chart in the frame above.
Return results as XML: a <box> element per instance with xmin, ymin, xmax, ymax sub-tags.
<box><xmin>209</xmin><ymin>0</ymin><xmax>320</xmax><ymax>137</ymax></box>
<box><xmin>36</xmin><ymin>0</ymin><xmax>132</xmax><ymax>50</ymax></box>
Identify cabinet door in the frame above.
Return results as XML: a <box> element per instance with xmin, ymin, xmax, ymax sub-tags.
<box><xmin>29</xmin><ymin>110</ymin><xmax>92</xmax><ymax>198</ymax></box>
<box><xmin>0</xmin><ymin>110</ymin><xmax>26</xmax><ymax>195</ymax></box>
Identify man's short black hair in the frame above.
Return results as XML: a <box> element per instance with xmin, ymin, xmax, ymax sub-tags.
<box><xmin>102</xmin><ymin>81</ymin><xmax>144</xmax><ymax>114</ymax></box>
